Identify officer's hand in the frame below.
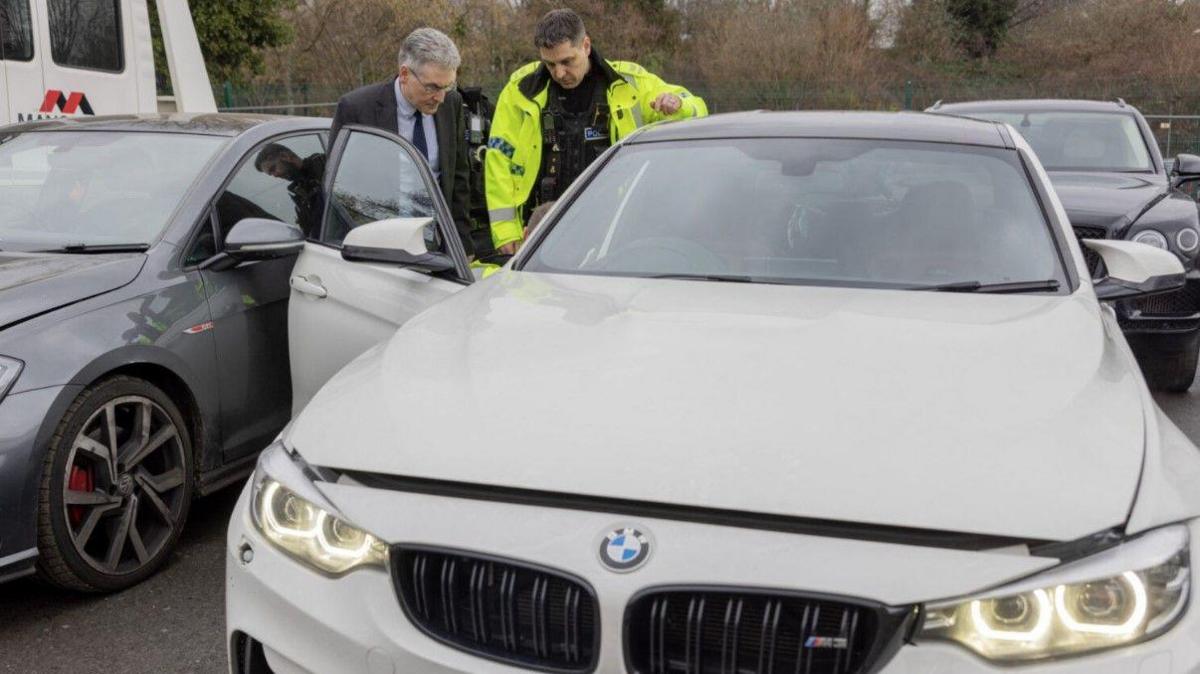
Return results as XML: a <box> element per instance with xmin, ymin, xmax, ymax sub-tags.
<box><xmin>651</xmin><ymin>93</ymin><xmax>682</xmax><ymax>115</ymax></box>
<box><xmin>499</xmin><ymin>241</ymin><xmax>520</xmax><ymax>255</ymax></box>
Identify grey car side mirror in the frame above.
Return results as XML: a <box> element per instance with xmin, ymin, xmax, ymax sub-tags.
<box><xmin>1086</xmin><ymin>239</ymin><xmax>1186</xmax><ymax>300</ymax></box>
<box><xmin>202</xmin><ymin>218</ymin><xmax>305</xmax><ymax>271</ymax></box>
<box><xmin>1174</xmin><ymin>153</ymin><xmax>1200</xmax><ymax>177</ymax></box>
<box><xmin>225</xmin><ymin>218</ymin><xmax>305</xmax><ymax>259</ymax></box>
<box><xmin>1172</xmin><ymin>154</ymin><xmax>1200</xmax><ymax>191</ymax></box>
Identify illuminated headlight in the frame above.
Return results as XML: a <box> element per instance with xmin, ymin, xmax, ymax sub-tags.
<box><xmin>0</xmin><ymin>356</ymin><xmax>23</xmax><ymax>401</ymax></box>
<box><xmin>920</xmin><ymin>525</ymin><xmax>1190</xmax><ymax>662</ymax></box>
<box><xmin>251</xmin><ymin>476</ymin><xmax>388</xmax><ymax>575</ymax></box>
<box><xmin>1177</xmin><ymin>228</ymin><xmax>1200</xmax><ymax>253</ymax></box>
<box><xmin>1132</xmin><ymin>230</ymin><xmax>1169</xmax><ymax>250</ymax></box>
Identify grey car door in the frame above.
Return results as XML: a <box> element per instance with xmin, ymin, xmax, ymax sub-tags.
<box><xmin>194</xmin><ymin>133</ymin><xmax>327</xmax><ymax>462</ymax></box>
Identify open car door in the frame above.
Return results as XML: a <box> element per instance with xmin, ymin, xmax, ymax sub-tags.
<box><xmin>287</xmin><ymin>125</ymin><xmax>473</xmax><ymax>414</ymax></box>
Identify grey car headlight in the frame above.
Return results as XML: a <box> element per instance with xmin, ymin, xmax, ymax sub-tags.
<box><xmin>920</xmin><ymin>525</ymin><xmax>1190</xmax><ymax>662</ymax></box>
<box><xmin>1132</xmin><ymin>230</ymin><xmax>1170</xmax><ymax>250</ymax></box>
<box><xmin>0</xmin><ymin>356</ymin><xmax>24</xmax><ymax>400</ymax></box>
<box><xmin>249</xmin><ymin>442</ymin><xmax>388</xmax><ymax>576</ymax></box>
<box><xmin>1177</xmin><ymin>228</ymin><xmax>1200</xmax><ymax>253</ymax></box>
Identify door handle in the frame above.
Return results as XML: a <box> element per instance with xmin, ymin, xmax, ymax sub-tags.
<box><xmin>289</xmin><ymin>275</ymin><xmax>327</xmax><ymax>298</ymax></box>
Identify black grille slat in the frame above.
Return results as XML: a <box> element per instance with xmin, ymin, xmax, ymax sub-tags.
<box><xmin>833</xmin><ymin>610</ymin><xmax>849</xmax><ymax>673</ymax></box>
<box><xmin>655</xmin><ymin>597</ymin><xmax>670</xmax><ymax>674</ymax></box>
<box><xmin>689</xmin><ymin>596</ymin><xmax>708</xmax><ymax>674</ymax></box>
<box><xmin>795</xmin><ymin>604</ymin><xmax>813</xmax><ymax>674</ymax></box>
<box><xmin>393</xmin><ymin>548</ymin><xmax>598</xmax><ymax>672</ymax></box>
<box><xmin>534</xmin><ymin>575</ymin><xmax>549</xmax><ymax>658</ymax></box>
<box><xmin>504</xmin><ymin>567</ymin><xmax>519</xmax><ymax>652</ymax></box>
<box><xmin>441</xmin><ymin>558</ymin><xmax>458</xmax><ymax>634</ymax></box>
<box><xmin>1130</xmin><ymin>281</ymin><xmax>1200</xmax><ymax>315</ymax></box>
<box><xmin>843</xmin><ymin>610</ymin><xmax>860</xmax><ymax>674</ymax></box>
<box><xmin>721</xmin><ymin>598</ymin><xmax>741</xmax><ymax>674</ymax></box>
<box><xmin>628</xmin><ymin>590</ymin><xmax>882</xmax><ymax>674</ymax></box>
<box><xmin>1073</xmin><ymin>225</ymin><xmax>1108</xmax><ymax>279</ymax></box>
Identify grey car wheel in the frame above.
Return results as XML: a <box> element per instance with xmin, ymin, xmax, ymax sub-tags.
<box><xmin>37</xmin><ymin>376</ymin><xmax>193</xmax><ymax>592</ymax></box>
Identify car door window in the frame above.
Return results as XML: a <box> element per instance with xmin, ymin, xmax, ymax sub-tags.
<box><xmin>321</xmin><ymin>131</ymin><xmax>438</xmax><ymax>247</ymax></box>
<box><xmin>1</xmin><ymin>0</ymin><xmax>35</xmax><ymax>61</ymax></box>
<box><xmin>47</xmin><ymin>0</ymin><xmax>122</xmax><ymax>72</ymax></box>
<box><xmin>184</xmin><ymin>212</ymin><xmax>218</xmax><ymax>267</ymax></box>
<box><xmin>213</xmin><ymin>134</ymin><xmax>327</xmax><ymax>243</ymax></box>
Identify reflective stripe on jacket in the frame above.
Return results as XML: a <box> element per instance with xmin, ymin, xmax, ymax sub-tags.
<box><xmin>484</xmin><ymin>58</ymin><xmax>707</xmax><ymax>248</ymax></box>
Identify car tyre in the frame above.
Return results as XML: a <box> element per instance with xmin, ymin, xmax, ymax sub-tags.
<box><xmin>36</xmin><ymin>376</ymin><xmax>193</xmax><ymax>592</ymax></box>
<box><xmin>1140</xmin><ymin>345</ymin><xmax>1199</xmax><ymax>393</ymax></box>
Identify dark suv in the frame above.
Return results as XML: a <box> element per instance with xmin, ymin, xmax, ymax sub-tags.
<box><xmin>934</xmin><ymin>99</ymin><xmax>1200</xmax><ymax>391</ymax></box>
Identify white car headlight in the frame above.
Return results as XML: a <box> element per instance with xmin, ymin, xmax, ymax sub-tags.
<box><xmin>1132</xmin><ymin>230</ymin><xmax>1169</xmax><ymax>250</ymax></box>
<box><xmin>249</xmin><ymin>443</ymin><xmax>388</xmax><ymax>576</ymax></box>
<box><xmin>920</xmin><ymin>525</ymin><xmax>1190</xmax><ymax>662</ymax></box>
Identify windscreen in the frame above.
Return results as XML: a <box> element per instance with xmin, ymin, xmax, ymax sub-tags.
<box><xmin>0</xmin><ymin>131</ymin><xmax>225</xmax><ymax>250</ymax></box>
<box><xmin>961</xmin><ymin>111</ymin><xmax>1153</xmax><ymax>172</ymax></box>
<box><xmin>524</xmin><ymin>138</ymin><xmax>1066</xmax><ymax>291</ymax></box>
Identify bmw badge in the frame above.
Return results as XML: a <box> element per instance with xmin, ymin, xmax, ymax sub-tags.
<box><xmin>598</xmin><ymin>526</ymin><xmax>652</xmax><ymax>572</ymax></box>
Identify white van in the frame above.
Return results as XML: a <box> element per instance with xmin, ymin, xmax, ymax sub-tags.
<box><xmin>0</xmin><ymin>0</ymin><xmax>215</xmax><ymax>126</ymax></box>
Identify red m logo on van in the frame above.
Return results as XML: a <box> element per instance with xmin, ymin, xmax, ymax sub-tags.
<box><xmin>39</xmin><ymin>90</ymin><xmax>95</xmax><ymax>115</ymax></box>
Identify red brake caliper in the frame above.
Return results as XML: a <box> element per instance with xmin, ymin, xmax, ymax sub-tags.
<box><xmin>68</xmin><ymin>465</ymin><xmax>95</xmax><ymax>526</ymax></box>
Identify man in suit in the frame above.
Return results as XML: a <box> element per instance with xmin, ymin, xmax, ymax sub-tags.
<box><xmin>330</xmin><ymin>27</ymin><xmax>475</xmax><ymax>256</ymax></box>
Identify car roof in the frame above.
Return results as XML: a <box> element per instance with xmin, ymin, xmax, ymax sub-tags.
<box><xmin>628</xmin><ymin>111</ymin><xmax>1010</xmax><ymax>148</ymax></box>
<box><xmin>2</xmin><ymin>113</ymin><xmax>330</xmax><ymax>136</ymax></box>
<box><xmin>934</xmin><ymin>99</ymin><xmax>1138</xmax><ymax>114</ymax></box>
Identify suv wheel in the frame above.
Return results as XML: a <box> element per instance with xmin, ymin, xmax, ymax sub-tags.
<box><xmin>1141</xmin><ymin>345</ymin><xmax>1199</xmax><ymax>393</ymax></box>
<box><xmin>36</xmin><ymin>376</ymin><xmax>193</xmax><ymax>592</ymax></box>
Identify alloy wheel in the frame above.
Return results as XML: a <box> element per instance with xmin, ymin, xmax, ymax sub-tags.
<box><xmin>60</xmin><ymin>395</ymin><xmax>188</xmax><ymax>576</ymax></box>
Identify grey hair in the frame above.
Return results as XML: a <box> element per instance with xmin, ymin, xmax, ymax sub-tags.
<box><xmin>534</xmin><ymin>9</ymin><xmax>586</xmax><ymax>49</ymax></box>
<box><xmin>399</xmin><ymin>27</ymin><xmax>461</xmax><ymax>72</ymax></box>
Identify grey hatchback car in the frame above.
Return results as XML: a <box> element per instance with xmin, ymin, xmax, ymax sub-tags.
<box><xmin>0</xmin><ymin>114</ymin><xmax>329</xmax><ymax>591</ymax></box>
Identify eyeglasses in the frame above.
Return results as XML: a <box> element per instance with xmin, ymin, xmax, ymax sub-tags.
<box><xmin>410</xmin><ymin>69</ymin><xmax>456</xmax><ymax>95</ymax></box>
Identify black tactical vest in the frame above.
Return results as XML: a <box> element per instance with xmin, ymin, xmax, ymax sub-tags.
<box><xmin>530</xmin><ymin>79</ymin><xmax>612</xmax><ymax>210</ymax></box>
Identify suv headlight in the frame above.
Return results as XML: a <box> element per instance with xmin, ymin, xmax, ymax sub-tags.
<box><xmin>1132</xmin><ymin>230</ymin><xmax>1170</xmax><ymax>250</ymax></box>
<box><xmin>0</xmin><ymin>356</ymin><xmax>24</xmax><ymax>401</ymax></box>
<box><xmin>249</xmin><ymin>442</ymin><xmax>388</xmax><ymax>576</ymax></box>
<box><xmin>1175</xmin><ymin>227</ymin><xmax>1200</xmax><ymax>254</ymax></box>
<box><xmin>920</xmin><ymin>525</ymin><xmax>1190</xmax><ymax>662</ymax></box>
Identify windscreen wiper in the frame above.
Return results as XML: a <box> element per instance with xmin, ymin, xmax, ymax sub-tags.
<box><xmin>913</xmin><ymin>279</ymin><xmax>1061</xmax><ymax>294</ymax></box>
<box><xmin>37</xmin><ymin>243</ymin><xmax>152</xmax><ymax>254</ymax></box>
<box><xmin>644</xmin><ymin>273</ymin><xmax>756</xmax><ymax>283</ymax></box>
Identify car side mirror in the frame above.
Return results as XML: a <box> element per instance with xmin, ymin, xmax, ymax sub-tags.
<box><xmin>201</xmin><ymin>218</ymin><xmax>304</xmax><ymax>271</ymax></box>
<box><xmin>340</xmin><ymin>217</ymin><xmax>455</xmax><ymax>274</ymax></box>
<box><xmin>1172</xmin><ymin>154</ymin><xmax>1200</xmax><ymax>189</ymax></box>
<box><xmin>1174</xmin><ymin>153</ymin><xmax>1200</xmax><ymax>176</ymax></box>
<box><xmin>1085</xmin><ymin>239</ymin><xmax>1186</xmax><ymax>300</ymax></box>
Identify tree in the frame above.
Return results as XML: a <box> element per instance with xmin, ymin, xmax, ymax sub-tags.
<box><xmin>945</xmin><ymin>0</ymin><xmax>1018</xmax><ymax>58</ymax></box>
<box><xmin>150</xmin><ymin>0</ymin><xmax>295</xmax><ymax>86</ymax></box>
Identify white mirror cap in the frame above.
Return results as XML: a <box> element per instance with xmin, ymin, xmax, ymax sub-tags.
<box><xmin>1083</xmin><ymin>239</ymin><xmax>1184</xmax><ymax>284</ymax></box>
<box><xmin>342</xmin><ymin>217</ymin><xmax>434</xmax><ymax>255</ymax></box>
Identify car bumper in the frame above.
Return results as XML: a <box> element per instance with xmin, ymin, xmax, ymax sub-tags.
<box><xmin>1117</xmin><ymin>272</ymin><xmax>1200</xmax><ymax>339</ymax></box>
<box><xmin>226</xmin><ymin>481</ymin><xmax>1200</xmax><ymax>674</ymax></box>
<box><xmin>0</xmin><ymin>385</ymin><xmax>75</xmax><ymax>583</ymax></box>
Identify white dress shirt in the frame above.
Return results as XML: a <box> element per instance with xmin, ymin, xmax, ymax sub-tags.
<box><xmin>394</xmin><ymin>78</ymin><xmax>440</xmax><ymax>182</ymax></box>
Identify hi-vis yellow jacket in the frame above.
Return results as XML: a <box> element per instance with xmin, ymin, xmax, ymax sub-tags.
<box><xmin>484</xmin><ymin>57</ymin><xmax>708</xmax><ymax>249</ymax></box>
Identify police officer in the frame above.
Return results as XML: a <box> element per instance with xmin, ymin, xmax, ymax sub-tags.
<box><xmin>485</xmin><ymin>9</ymin><xmax>708</xmax><ymax>255</ymax></box>
<box><xmin>254</xmin><ymin>143</ymin><xmax>326</xmax><ymax>238</ymax></box>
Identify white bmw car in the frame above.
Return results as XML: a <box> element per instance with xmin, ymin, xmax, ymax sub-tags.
<box><xmin>226</xmin><ymin>112</ymin><xmax>1200</xmax><ymax>673</ymax></box>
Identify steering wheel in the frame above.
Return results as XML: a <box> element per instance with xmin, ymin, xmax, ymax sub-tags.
<box><xmin>597</xmin><ymin>236</ymin><xmax>727</xmax><ymax>274</ymax></box>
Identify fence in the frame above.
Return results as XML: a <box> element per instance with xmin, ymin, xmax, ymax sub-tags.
<box><xmin>216</xmin><ymin>78</ymin><xmax>1200</xmax><ymax>158</ymax></box>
